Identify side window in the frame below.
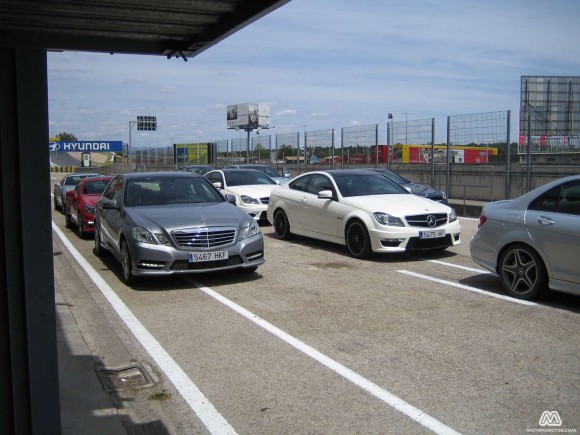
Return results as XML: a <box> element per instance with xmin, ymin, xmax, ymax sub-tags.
<box><xmin>289</xmin><ymin>175</ymin><xmax>310</xmax><ymax>192</ymax></box>
<box><xmin>307</xmin><ymin>174</ymin><xmax>334</xmax><ymax>195</ymax></box>
<box><xmin>559</xmin><ymin>182</ymin><xmax>580</xmax><ymax>216</ymax></box>
<box><xmin>102</xmin><ymin>177</ymin><xmax>120</xmax><ymax>200</ymax></box>
<box><xmin>529</xmin><ymin>186</ymin><xmax>560</xmax><ymax>212</ymax></box>
<box><xmin>112</xmin><ymin>179</ymin><xmax>124</xmax><ymax>203</ymax></box>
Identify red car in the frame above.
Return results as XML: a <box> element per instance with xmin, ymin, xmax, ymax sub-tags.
<box><xmin>65</xmin><ymin>176</ymin><xmax>113</xmax><ymax>237</ymax></box>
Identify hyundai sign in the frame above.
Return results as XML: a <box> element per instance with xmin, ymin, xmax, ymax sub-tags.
<box><xmin>48</xmin><ymin>141</ymin><xmax>124</xmax><ymax>152</ymax></box>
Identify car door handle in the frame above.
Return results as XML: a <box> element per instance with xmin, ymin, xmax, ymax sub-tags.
<box><xmin>537</xmin><ymin>216</ymin><xmax>555</xmax><ymax>225</ymax></box>
<box><xmin>302</xmin><ymin>197</ymin><xmax>308</xmax><ymax>203</ymax></box>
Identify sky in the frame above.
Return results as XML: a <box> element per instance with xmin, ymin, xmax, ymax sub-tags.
<box><xmin>47</xmin><ymin>0</ymin><xmax>580</xmax><ymax>149</ymax></box>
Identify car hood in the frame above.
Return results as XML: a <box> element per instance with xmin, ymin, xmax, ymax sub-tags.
<box><xmin>125</xmin><ymin>202</ymin><xmax>251</xmax><ymax>231</ymax></box>
<box><xmin>83</xmin><ymin>195</ymin><xmax>101</xmax><ymax>207</ymax></box>
<box><xmin>342</xmin><ymin>194</ymin><xmax>452</xmax><ymax>216</ymax></box>
<box><xmin>226</xmin><ymin>184</ymin><xmax>277</xmax><ymax>197</ymax></box>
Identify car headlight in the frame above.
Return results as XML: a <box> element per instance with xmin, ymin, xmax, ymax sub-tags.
<box><xmin>449</xmin><ymin>209</ymin><xmax>457</xmax><ymax>222</ymax></box>
<box><xmin>85</xmin><ymin>204</ymin><xmax>95</xmax><ymax>214</ymax></box>
<box><xmin>132</xmin><ymin>226</ymin><xmax>159</xmax><ymax>245</ymax></box>
<box><xmin>373</xmin><ymin>212</ymin><xmax>404</xmax><ymax>227</ymax></box>
<box><xmin>238</xmin><ymin>221</ymin><xmax>261</xmax><ymax>241</ymax></box>
<box><xmin>240</xmin><ymin>195</ymin><xmax>260</xmax><ymax>205</ymax></box>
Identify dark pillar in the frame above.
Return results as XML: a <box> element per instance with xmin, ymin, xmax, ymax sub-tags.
<box><xmin>0</xmin><ymin>47</ymin><xmax>61</xmax><ymax>434</ymax></box>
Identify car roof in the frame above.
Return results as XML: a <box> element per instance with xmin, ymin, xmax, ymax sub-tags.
<box><xmin>123</xmin><ymin>171</ymin><xmax>204</xmax><ymax>180</ymax></box>
<box><xmin>213</xmin><ymin>168</ymin><xmax>263</xmax><ymax>173</ymax></box>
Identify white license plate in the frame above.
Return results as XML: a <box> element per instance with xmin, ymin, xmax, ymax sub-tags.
<box><xmin>419</xmin><ymin>229</ymin><xmax>446</xmax><ymax>239</ymax></box>
<box><xmin>188</xmin><ymin>251</ymin><xmax>229</xmax><ymax>262</ymax></box>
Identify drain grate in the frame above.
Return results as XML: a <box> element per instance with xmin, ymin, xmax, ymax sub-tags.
<box><xmin>96</xmin><ymin>364</ymin><xmax>155</xmax><ymax>392</ymax></box>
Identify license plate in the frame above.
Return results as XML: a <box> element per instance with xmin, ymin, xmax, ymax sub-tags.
<box><xmin>188</xmin><ymin>251</ymin><xmax>229</xmax><ymax>262</ymax></box>
<box><xmin>419</xmin><ymin>229</ymin><xmax>446</xmax><ymax>239</ymax></box>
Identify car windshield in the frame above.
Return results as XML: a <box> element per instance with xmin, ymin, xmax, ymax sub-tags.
<box><xmin>251</xmin><ymin>166</ymin><xmax>281</xmax><ymax>178</ymax></box>
<box><xmin>224</xmin><ymin>171</ymin><xmax>277</xmax><ymax>186</ymax></box>
<box><xmin>65</xmin><ymin>175</ymin><xmax>95</xmax><ymax>186</ymax></box>
<box><xmin>125</xmin><ymin>176</ymin><xmax>224</xmax><ymax>206</ymax></box>
<box><xmin>83</xmin><ymin>179</ymin><xmax>109</xmax><ymax>195</ymax></box>
<box><xmin>180</xmin><ymin>166</ymin><xmax>211</xmax><ymax>175</ymax></box>
<box><xmin>331</xmin><ymin>173</ymin><xmax>409</xmax><ymax>197</ymax></box>
<box><xmin>375</xmin><ymin>170</ymin><xmax>409</xmax><ymax>185</ymax></box>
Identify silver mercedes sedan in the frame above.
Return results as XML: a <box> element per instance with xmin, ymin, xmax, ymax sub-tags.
<box><xmin>94</xmin><ymin>172</ymin><xmax>264</xmax><ymax>284</ymax></box>
<box><xmin>470</xmin><ymin>175</ymin><xmax>580</xmax><ymax>299</ymax></box>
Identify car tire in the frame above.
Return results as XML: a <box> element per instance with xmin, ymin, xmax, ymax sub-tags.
<box><xmin>346</xmin><ymin>220</ymin><xmax>372</xmax><ymax>259</ymax></box>
<box><xmin>77</xmin><ymin>212</ymin><xmax>85</xmax><ymax>238</ymax></box>
<box><xmin>498</xmin><ymin>243</ymin><xmax>547</xmax><ymax>299</ymax></box>
<box><xmin>54</xmin><ymin>195</ymin><xmax>60</xmax><ymax>210</ymax></box>
<box><xmin>273</xmin><ymin>209</ymin><xmax>292</xmax><ymax>240</ymax></box>
<box><xmin>64</xmin><ymin>208</ymin><xmax>72</xmax><ymax>228</ymax></box>
<box><xmin>94</xmin><ymin>223</ymin><xmax>107</xmax><ymax>257</ymax></box>
<box><xmin>121</xmin><ymin>239</ymin><xmax>135</xmax><ymax>284</ymax></box>
<box><xmin>60</xmin><ymin>195</ymin><xmax>66</xmax><ymax>214</ymax></box>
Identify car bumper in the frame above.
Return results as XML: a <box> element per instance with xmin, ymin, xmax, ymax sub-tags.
<box><xmin>367</xmin><ymin>221</ymin><xmax>461</xmax><ymax>252</ymax></box>
<box><xmin>127</xmin><ymin>234</ymin><xmax>265</xmax><ymax>276</ymax></box>
<box><xmin>238</xmin><ymin>204</ymin><xmax>268</xmax><ymax>220</ymax></box>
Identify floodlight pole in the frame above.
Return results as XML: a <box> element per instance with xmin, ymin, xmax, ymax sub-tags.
<box><xmin>128</xmin><ymin>120</ymin><xmax>137</xmax><ymax>170</ymax></box>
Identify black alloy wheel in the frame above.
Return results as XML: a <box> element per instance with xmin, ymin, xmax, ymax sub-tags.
<box><xmin>273</xmin><ymin>210</ymin><xmax>291</xmax><ymax>240</ymax></box>
<box><xmin>346</xmin><ymin>220</ymin><xmax>372</xmax><ymax>259</ymax></box>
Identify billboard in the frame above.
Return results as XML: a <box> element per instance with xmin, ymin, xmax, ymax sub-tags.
<box><xmin>174</xmin><ymin>143</ymin><xmax>211</xmax><ymax>164</ymax></box>
<box><xmin>48</xmin><ymin>140</ymin><xmax>124</xmax><ymax>152</ymax></box>
<box><xmin>227</xmin><ymin>103</ymin><xmax>270</xmax><ymax>129</ymax></box>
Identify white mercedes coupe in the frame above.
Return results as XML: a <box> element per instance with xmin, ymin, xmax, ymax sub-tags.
<box><xmin>267</xmin><ymin>170</ymin><xmax>461</xmax><ymax>258</ymax></box>
<box><xmin>205</xmin><ymin>169</ymin><xmax>278</xmax><ymax>221</ymax></box>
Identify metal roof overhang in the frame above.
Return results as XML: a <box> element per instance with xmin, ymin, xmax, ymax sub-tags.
<box><xmin>0</xmin><ymin>0</ymin><xmax>290</xmax><ymax>58</ymax></box>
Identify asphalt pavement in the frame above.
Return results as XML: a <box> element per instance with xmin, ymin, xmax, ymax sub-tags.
<box><xmin>54</xmin><ymin>200</ymin><xmax>486</xmax><ymax>434</ymax></box>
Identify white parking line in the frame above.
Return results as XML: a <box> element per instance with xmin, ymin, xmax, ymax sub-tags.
<box><xmin>188</xmin><ymin>278</ymin><xmax>462</xmax><ymax>435</ymax></box>
<box><xmin>52</xmin><ymin>222</ymin><xmax>238</xmax><ymax>435</ymax></box>
<box><xmin>424</xmin><ymin>259</ymin><xmax>490</xmax><ymax>274</ymax></box>
<box><xmin>397</xmin><ymin>270</ymin><xmax>538</xmax><ymax>306</ymax></box>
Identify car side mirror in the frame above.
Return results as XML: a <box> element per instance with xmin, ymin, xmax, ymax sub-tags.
<box><xmin>213</xmin><ymin>182</ymin><xmax>223</xmax><ymax>189</ymax></box>
<box><xmin>318</xmin><ymin>190</ymin><xmax>335</xmax><ymax>200</ymax></box>
<box><xmin>101</xmin><ymin>199</ymin><xmax>118</xmax><ymax>209</ymax></box>
<box><xmin>283</xmin><ymin>165</ymin><xmax>291</xmax><ymax>178</ymax></box>
<box><xmin>224</xmin><ymin>194</ymin><xmax>237</xmax><ymax>204</ymax></box>
<box><xmin>404</xmin><ymin>186</ymin><xmax>413</xmax><ymax>193</ymax></box>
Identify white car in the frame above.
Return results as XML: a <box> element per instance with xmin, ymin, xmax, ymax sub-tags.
<box><xmin>205</xmin><ymin>169</ymin><xmax>278</xmax><ymax>220</ymax></box>
<box><xmin>267</xmin><ymin>170</ymin><xmax>461</xmax><ymax>258</ymax></box>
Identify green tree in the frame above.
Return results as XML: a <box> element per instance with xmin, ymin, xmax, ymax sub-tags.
<box><xmin>56</xmin><ymin>132</ymin><xmax>77</xmax><ymax>141</ymax></box>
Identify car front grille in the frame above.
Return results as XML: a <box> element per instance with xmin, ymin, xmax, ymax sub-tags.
<box><xmin>405</xmin><ymin>213</ymin><xmax>448</xmax><ymax>228</ymax></box>
<box><xmin>172</xmin><ymin>227</ymin><xmax>236</xmax><ymax>249</ymax></box>
<box><xmin>170</xmin><ymin>256</ymin><xmax>243</xmax><ymax>270</ymax></box>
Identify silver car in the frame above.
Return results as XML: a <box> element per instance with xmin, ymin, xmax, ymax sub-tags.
<box><xmin>53</xmin><ymin>172</ymin><xmax>99</xmax><ymax>211</ymax></box>
<box><xmin>94</xmin><ymin>172</ymin><xmax>264</xmax><ymax>284</ymax></box>
<box><xmin>470</xmin><ymin>175</ymin><xmax>580</xmax><ymax>299</ymax></box>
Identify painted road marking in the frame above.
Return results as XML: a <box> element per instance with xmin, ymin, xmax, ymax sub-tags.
<box><xmin>397</xmin><ymin>270</ymin><xmax>538</xmax><ymax>306</ymax></box>
<box><xmin>188</xmin><ymin>278</ymin><xmax>462</xmax><ymax>435</ymax></box>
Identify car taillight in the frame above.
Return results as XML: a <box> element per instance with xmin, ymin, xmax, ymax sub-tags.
<box><xmin>478</xmin><ymin>215</ymin><xmax>487</xmax><ymax>228</ymax></box>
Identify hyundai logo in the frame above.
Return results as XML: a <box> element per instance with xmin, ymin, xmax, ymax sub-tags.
<box><xmin>426</xmin><ymin>215</ymin><xmax>437</xmax><ymax>227</ymax></box>
<box><xmin>48</xmin><ymin>141</ymin><xmax>60</xmax><ymax>152</ymax></box>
